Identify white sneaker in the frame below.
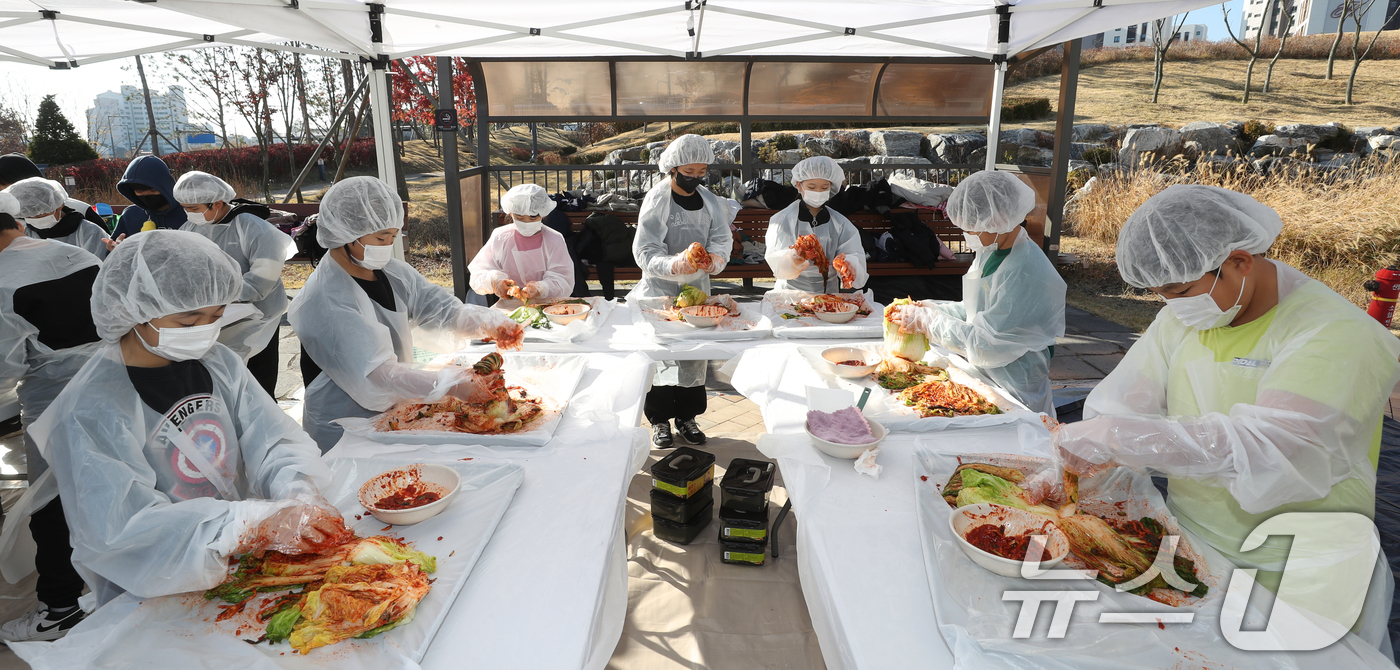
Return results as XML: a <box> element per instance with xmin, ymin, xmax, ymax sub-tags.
<box><xmin>0</xmin><ymin>605</ymin><xmax>84</xmax><ymax>643</ymax></box>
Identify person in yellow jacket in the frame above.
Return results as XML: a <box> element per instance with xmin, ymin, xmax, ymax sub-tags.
<box><xmin>1053</xmin><ymin>185</ymin><xmax>1400</xmax><ymax>653</ymax></box>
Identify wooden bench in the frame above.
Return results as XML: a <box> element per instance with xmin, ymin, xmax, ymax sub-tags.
<box><xmin>561</xmin><ymin>207</ymin><xmax>974</xmax><ymax>291</ymax></box>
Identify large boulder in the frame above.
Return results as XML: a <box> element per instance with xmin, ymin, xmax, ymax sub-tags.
<box><xmin>1315</xmin><ymin>153</ymin><xmax>1361</xmax><ymax>169</ymax></box>
<box><xmin>776</xmin><ymin>149</ymin><xmax>804</xmax><ymax>164</ymax></box>
<box><xmin>999</xmin><ymin>128</ymin><xmax>1050</xmax><ymax>148</ymax></box>
<box><xmin>709</xmin><ymin>139</ymin><xmax>740</xmax><ymax>164</ymax></box>
<box><xmin>1118</xmin><ymin>126</ymin><xmax>1182</xmax><ymax>167</ymax></box>
<box><xmin>802</xmin><ymin>136</ymin><xmax>839</xmax><ymax>157</ymax></box>
<box><xmin>925</xmin><ymin>132</ymin><xmax>986</xmax><ymax>164</ymax></box>
<box><xmin>868</xmin><ymin>155</ymin><xmax>932</xmax><ymax>180</ymax></box>
<box><xmin>1071</xmin><ymin>124</ymin><xmax>1114</xmax><ymax>142</ymax></box>
<box><xmin>1014</xmin><ymin>146</ymin><xmax>1054</xmax><ymax>167</ymax></box>
<box><xmin>1069</xmin><ymin>142</ymin><xmax>1104</xmax><ymax>160</ymax></box>
<box><xmin>1250</xmin><ymin>156</ymin><xmax>1310</xmax><ymax>178</ymax></box>
<box><xmin>870</xmin><ymin>130</ymin><xmax>925</xmax><ymax>157</ymax></box>
<box><xmin>1366</xmin><ymin>135</ymin><xmax>1399</xmax><ymax>154</ymax></box>
<box><xmin>1249</xmin><ymin>134</ymin><xmax>1309</xmax><ymax>158</ymax></box>
<box><xmin>1180</xmin><ymin>121</ymin><xmax>1236</xmax><ymax>156</ymax></box>
<box><xmin>1354</xmin><ymin>127</ymin><xmax>1391</xmax><ymax>140</ymax></box>
<box><xmin>828</xmin><ymin>129</ymin><xmax>871</xmax><ymax>144</ymax></box>
<box><xmin>1273</xmin><ymin>123</ymin><xmax>1341</xmax><ymax>145</ymax></box>
<box><xmin>604</xmin><ymin>146</ymin><xmax>644</xmax><ymax>164</ymax></box>
<box><xmin>1068</xmin><ymin>159</ymin><xmax>1095</xmax><ymax>173</ymax></box>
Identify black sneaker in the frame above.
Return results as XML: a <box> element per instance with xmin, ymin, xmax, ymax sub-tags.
<box><xmin>675</xmin><ymin>419</ymin><xmax>706</xmax><ymax>445</ymax></box>
<box><xmin>651</xmin><ymin>422</ymin><xmax>674</xmax><ymax>448</ymax></box>
<box><xmin>0</xmin><ymin>604</ymin><xmax>84</xmax><ymax>642</ymax></box>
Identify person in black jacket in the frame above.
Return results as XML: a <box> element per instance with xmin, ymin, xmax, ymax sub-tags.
<box><xmin>111</xmin><ymin>155</ymin><xmax>185</xmax><ymax>239</ymax></box>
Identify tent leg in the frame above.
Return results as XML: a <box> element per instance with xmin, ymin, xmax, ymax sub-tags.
<box><xmin>366</xmin><ymin>60</ymin><xmax>403</xmax><ymax>260</ymax></box>
<box><xmin>439</xmin><ymin>56</ymin><xmax>468</xmax><ymax>300</ymax></box>
<box><xmin>984</xmin><ymin>62</ymin><xmax>1007</xmax><ymax>172</ymax></box>
<box><xmin>1045</xmin><ymin>39</ymin><xmax>1082</xmax><ymax>259</ymax></box>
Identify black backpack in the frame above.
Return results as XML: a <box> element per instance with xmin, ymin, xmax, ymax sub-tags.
<box><xmin>581</xmin><ymin>212</ymin><xmax>638</xmax><ymax>267</ymax></box>
<box><xmin>887</xmin><ymin>212</ymin><xmax>940</xmax><ymax>270</ymax></box>
<box><xmin>829</xmin><ymin>178</ymin><xmax>905</xmax><ymax>216</ymax></box>
<box><xmin>292</xmin><ymin>214</ymin><xmax>328</xmax><ymax>264</ymax></box>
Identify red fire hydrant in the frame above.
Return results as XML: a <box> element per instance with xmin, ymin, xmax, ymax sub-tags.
<box><xmin>1364</xmin><ymin>265</ymin><xmax>1400</xmax><ymax>328</ymax></box>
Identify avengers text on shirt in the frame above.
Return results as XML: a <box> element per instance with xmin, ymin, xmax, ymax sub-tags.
<box><xmin>157</xmin><ymin>394</ymin><xmax>232</xmax><ymax>500</ymax></box>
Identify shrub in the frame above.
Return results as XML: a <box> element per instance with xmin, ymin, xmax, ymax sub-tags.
<box><xmin>559</xmin><ymin>145</ymin><xmax>577</xmax><ymax>156</ymax></box>
<box><xmin>568</xmin><ymin>151</ymin><xmax>606</xmax><ymax>165</ymax></box>
<box><xmin>831</xmin><ymin>134</ymin><xmax>875</xmax><ymax>159</ymax></box>
<box><xmin>1066</xmin><ymin>168</ymin><xmax>1093</xmax><ymax>193</ymax></box>
<box><xmin>639</xmin><ymin>148</ymin><xmax>650</xmax><ymax>163</ymax></box>
<box><xmin>1242</xmin><ymin>119</ymin><xmax>1275</xmax><ymax>143</ymax></box>
<box><xmin>757</xmin><ymin>144</ymin><xmax>780</xmax><ymax>164</ymax></box>
<box><xmin>771</xmin><ymin>133</ymin><xmax>798</xmax><ymax>151</ymax></box>
<box><xmin>539</xmin><ymin>152</ymin><xmax>565</xmax><ymax>165</ymax></box>
<box><xmin>507</xmin><ymin>147</ymin><xmax>532</xmax><ymax>162</ymax></box>
<box><xmin>1082</xmin><ymin>147</ymin><xmax>1115</xmax><ymax>165</ymax></box>
<box><xmin>1000</xmin><ymin>97</ymin><xmax>1053</xmax><ymax>122</ymax></box>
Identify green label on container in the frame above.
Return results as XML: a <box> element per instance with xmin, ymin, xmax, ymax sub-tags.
<box><xmin>652</xmin><ymin>478</ymin><xmax>688</xmax><ymax>497</ymax></box>
<box><xmin>724</xmin><ymin>528</ymin><xmax>766</xmax><ymax>540</ymax></box>
<box><xmin>723</xmin><ymin>550</ymin><xmax>765</xmax><ymax>564</ymax></box>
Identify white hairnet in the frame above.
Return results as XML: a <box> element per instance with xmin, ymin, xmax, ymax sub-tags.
<box><xmin>0</xmin><ymin>191</ymin><xmax>18</xmax><ymax>217</ymax></box>
<box><xmin>946</xmin><ymin>170</ymin><xmax>1036</xmax><ymax>234</ymax></box>
<box><xmin>91</xmin><ymin>229</ymin><xmax>242</xmax><ymax>342</ymax></box>
<box><xmin>500</xmin><ymin>183</ymin><xmax>557</xmax><ymax>218</ymax></box>
<box><xmin>657</xmin><ymin>134</ymin><xmax>714</xmax><ymax>174</ymax></box>
<box><xmin>792</xmin><ymin>156</ymin><xmax>845</xmax><ymax>190</ymax></box>
<box><xmin>6</xmin><ymin>177</ymin><xmax>66</xmax><ymax>218</ymax></box>
<box><xmin>173</xmin><ymin>170</ymin><xmax>237</xmax><ymax>205</ymax></box>
<box><xmin>1116</xmin><ymin>185</ymin><xmax>1283</xmax><ymax>289</ymax></box>
<box><xmin>315</xmin><ymin>176</ymin><xmax>404</xmax><ymax>248</ymax></box>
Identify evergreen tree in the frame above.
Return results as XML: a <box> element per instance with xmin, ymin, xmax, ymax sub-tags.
<box><xmin>28</xmin><ymin>95</ymin><xmax>98</xmax><ymax>165</ymax></box>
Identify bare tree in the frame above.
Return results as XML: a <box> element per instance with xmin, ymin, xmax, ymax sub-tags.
<box><xmin>1262</xmin><ymin>0</ymin><xmax>1296</xmax><ymax>93</ymax></box>
<box><xmin>1150</xmin><ymin>14</ymin><xmax>1189</xmax><ymax>103</ymax></box>
<box><xmin>1222</xmin><ymin>0</ymin><xmax>1275</xmax><ymax>103</ymax></box>
<box><xmin>162</xmin><ymin>48</ymin><xmax>236</xmax><ymax>146</ymax></box>
<box><xmin>1345</xmin><ymin>0</ymin><xmax>1400</xmax><ymax>104</ymax></box>
<box><xmin>1326</xmin><ymin>0</ymin><xmax>1350</xmax><ymax>79</ymax></box>
<box><xmin>227</xmin><ymin>48</ymin><xmax>280</xmax><ymax>200</ymax></box>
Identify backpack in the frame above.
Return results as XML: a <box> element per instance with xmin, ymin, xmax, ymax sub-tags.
<box><xmin>888</xmin><ymin>212</ymin><xmax>941</xmax><ymax>270</ymax></box>
<box><xmin>829</xmin><ymin>178</ymin><xmax>905</xmax><ymax>216</ymax></box>
<box><xmin>292</xmin><ymin>214</ymin><xmax>328</xmax><ymax>264</ymax></box>
<box><xmin>581</xmin><ymin>212</ymin><xmax>638</xmax><ymax>267</ymax></box>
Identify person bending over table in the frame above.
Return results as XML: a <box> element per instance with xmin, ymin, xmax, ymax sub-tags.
<box><xmin>6</xmin><ymin>177</ymin><xmax>112</xmax><ymax>260</ymax></box>
<box><xmin>468</xmin><ymin>183</ymin><xmax>574</xmax><ymax>306</ymax></box>
<box><xmin>631</xmin><ymin>134</ymin><xmax>734</xmax><ymax>448</ymax></box>
<box><xmin>764</xmin><ymin>155</ymin><xmax>868</xmax><ymax>294</ymax></box>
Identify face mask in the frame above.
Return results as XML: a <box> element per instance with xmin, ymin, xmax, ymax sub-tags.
<box><xmin>1165</xmin><ymin>272</ymin><xmax>1246</xmax><ymax>330</ymax></box>
<box><xmin>139</xmin><ymin>320</ymin><xmax>222</xmax><ymax>361</ymax></box>
<box><xmin>23</xmin><ymin>213</ymin><xmax>59</xmax><ymax>230</ymax></box>
<box><xmin>673</xmin><ymin>173</ymin><xmax>705</xmax><ymax>192</ymax></box>
<box><xmin>513</xmin><ymin>217</ymin><xmax>543</xmax><ymax>236</ymax></box>
<box><xmin>351</xmin><ymin>239</ymin><xmax>395</xmax><ymax>270</ymax></box>
<box><xmin>185</xmin><ymin>209</ymin><xmax>212</xmax><ymax>225</ymax></box>
<box><xmin>963</xmin><ymin>232</ymin><xmax>995</xmax><ymax>253</ymax></box>
<box><xmin>142</xmin><ymin>194</ymin><xmax>169</xmax><ymax>211</ymax></box>
<box><xmin>801</xmin><ymin>190</ymin><xmax>831</xmax><ymax>207</ymax></box>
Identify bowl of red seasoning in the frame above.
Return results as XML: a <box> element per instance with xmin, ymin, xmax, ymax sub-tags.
<box><xmin>949</xmin><ymin>503</ymin><xmax>1069</xmax><ymax>578</ymax></box>
<box><xmin>358</xmin><ymin>463</ymin><xmax>461</xmax><ymax>526</ymax></box>
<box><xmin>819</xmin><ymin>346</ymin><xmax>878</xmax><ymax>379</ymax></box>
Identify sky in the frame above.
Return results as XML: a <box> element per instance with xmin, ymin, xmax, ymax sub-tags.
<box><xmin>0</xmin><ymin>2</ymin><xmax>1245</xmax><ymax>143</ymax></box>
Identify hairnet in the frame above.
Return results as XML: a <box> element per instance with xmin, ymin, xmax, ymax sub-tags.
<box><xmin>0</xmin><ymin>191</ymin><xmax>18</xmax><ymax>217</ymax></box>
<box><xmin>946</xmin><ymin>170</ymin><xmax>1036</xmax><ymax>234</ymax></box>
<box><xmin>1116</xmin><ymin>185</ymin><xmax>1283</xmax><ymax>288</ymax></box>
<box><xmin>315</xmin><ymin>176</ymin><xmax>404</xmax><ymax>248</ymax></box>
<box><xmin>91</xmin><ymin>229</ymin><xmax>242</xmax><ymax>342</ymax></box>
<box><xmin>173</xmin><ymin>171</ymin><xmax>237</xmax><ymax>205</ymax></box>
<box><xmin>500</xmin><ymin>183</ymin><xmax>557</xmax><ymax>218</ymax></box>
<box><xmin>657</xmin><ymin>134</ymin><xmax>714</xmax><ymax>174</ymax></box>
<box><xmin>792</xmin><ymin>156</ymin><xmax>845</xmax><ymax>190</ymax></box>
<box><xmin>7</xmin><ymin>177</ymin><xmax>67</xmax><ymax>218</ymax></box>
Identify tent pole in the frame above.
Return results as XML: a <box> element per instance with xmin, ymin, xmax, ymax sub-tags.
<box><xmin>439</xmin><ymin>56</ymin><xmax>468</xmax><ymax>300</ymax></box>
<box><xmin>365</xmin><ymin>58</ymin><xmax>403</xmax><ymax>261</ymax></box>
<box><xmin>1045</xmin><ymin>38</ymin><xmax>1082</xmax><ymax>260</ymax></box>
<box><xmin>983</xmin><ymin>61</ymin><xmax>1006</xmax><ymax>172</ymax></box>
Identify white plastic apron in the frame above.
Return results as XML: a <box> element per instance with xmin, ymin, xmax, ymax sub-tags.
<box><xmin>631</xmin><ymin>204</ymin><xmax>713</xmax><ymax>389</ymax></box>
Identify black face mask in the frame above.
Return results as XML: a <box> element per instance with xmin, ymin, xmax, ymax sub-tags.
<box><xmin>141</xmin><ymin>194</ymin><xmax>169</xmax><ymax>211</ymax></box>
<box><xmin>672</xmin><ymin>173</ymin><xmax>706</xmax><ymax>192</ymax></box>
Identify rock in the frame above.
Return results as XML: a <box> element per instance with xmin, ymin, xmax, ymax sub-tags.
<box><xmin>868</xmin><ymin>155</ymin><xmax>932</xmax><ymax>180</ymax></box>
<box><xmin>1180</xmin><ymin>121</ymin><xmax>1236</xmax><ymax>156</ymax></box>
<box><xmin>1250</xmin><ymin>156</ymin><xmax>1310</xmax><ymax>177</ymax></box>
<box><xmin>801</xmin><ymin>136</ymin><xmax>839</xmax><ymax>157</ymax></box>
<box><xmin>607</xmin><ymin>146</ymin><xmax>643</xmax><ymax>163</ymax></box>
<box><xmin>1118</xmin><ymin>126</ymin><xmax>1182</xmax><ymax>167</ymax></box>
<box><xmin>1316</xmin><ymin>152</ymin><xmax>1361</xmax><ymax>169</ymax></box>
<box><xmin>829</xmin><ymin>129</ymin><xmax>871</xmax><ymax>144</ymax></box>
<box><xmin>1069</xmin><ymin>142</ymin><xmax>1104</xmax><ymax>160</ymax></box>
<box><xmin>776</xmin><ymin>149</ymin><xmax>804</xmax><ymax>164</ymax></box>
<box><xmin>1014</xmin><ymin>146</ymin><xmax>1054</xmax><ymax>167</ymax></box>
<box><xmin>1071</xmin><ymin>124</ymin><xmax>1114</xmax><ymax>142</ymax></box>
<box><xmin>1199</xmin><ymin>155</ymin><xmax>1244</xmax><ymax>170</ymax></box>
<box><xmin>1126</xmin><ymin>123</ymin><xmax>1162</xmax><ymax>129</ymax></box>
<box><xmin>999</xmin><ymin>128</ymin><xmax>1045</xmax><ymax>147</ymax></box>
<box><xmin>1274</xmin><ymin>123</ymin><xmax>1340</xmax><ymax>145</ymax></box>
<box><xmin>1067</xmin><ymin>159</ymin><xmax>1095</xmax><ymax>173</ymax></box>
<box><xmin>870</xmin><ymin>130</ymin><xmax>925</xmax><ymax>156</ymax></box>
<box><xmin>1367</xmin><ymin>135</ymin><xmax>1399</xmax><ymax>154</ymax></box>
<box><xmin>925</xmin><ymin>133</ymin><xmax>986</xmax><ymax>164</ymax></box>
<box><xmin>709</xmin><ymin>139</ymin><xmax>740</xmax><ymax>164</ymax></box>
<box><xmin>1354</xmin><ymin>127</ymin><xmax>1390</xmax><ymax>139</ymax></box>
<box><xmin>1223</xmin><ymin>120</ymin><xmax>1245</xmax><ymax>135</ymax></box>
<box><xmin>1250</xmin><ymin>134</ymin><xmax>1309</xmax><ymax>158</ymax></box>
<box><xmin>1094</xmin><ymin>162</ymin><xmax>1126</xmax><ymax>179</ymax></box>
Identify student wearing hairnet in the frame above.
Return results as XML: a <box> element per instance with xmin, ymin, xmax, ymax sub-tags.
<box><xmin>887</xmin><ymin>171</ymin><xmax>1065</xmax><ymax>415</ymax></box>
<box><xmin>5</xmin><ymin>177</ymin><xmax>112</xmax><ymax>260</ymax></box>
<box><xmin>632</xmin><ymin>135</ymin><xmax>735</xmax><ymax>448</ymax></box>
<box><xmin>468</xmin><ymin>183</ymin><xmax>574</xmax><ymax>304</ymax></box>
<box><xmin>1052</xmin><ymin>185</ymin><xmax>1400</xmax><ymax>653</ymax></box>
<box><xmin>289</xmin><ymin>177</ymin><xmax>526</xmax><ymax>452</ymax></box>
<box><xmin>765</xmin><ymin>156</ymin><xmax>867</xmax><ymax>294</ymax></box>
<box><xmin>173</xmin><ymin>171</ymin><xmax>292</xmax><ymax>396</ymax></box>
<box><xmin>19</xmin><ymin>230</ymin><xmax>348</xmax><ymax>608</ymax></box>
<box><xmin>0</xmin><ymin>192</ymin><xmax>98</xmax><ymax>641</ymax></box>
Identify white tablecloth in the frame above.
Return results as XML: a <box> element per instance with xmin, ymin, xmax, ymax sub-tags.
<box><xmin>312</xmin><ymin>351</ymin><xmax>654</xmax><ymax>669</ymax></box>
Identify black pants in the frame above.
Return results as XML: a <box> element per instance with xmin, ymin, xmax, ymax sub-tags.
<box><xmin>31</xmin><ymin>498</ymin><xmax>82</xmax><ymax>610</ymax></box>
<box><xmin>644</xmin><ymin>385</ymin><xmax>707</xmax><ymax>425</ymax></box>
<box><xmin>247</xmin><ymin>334</ymin><xmax>280</xmax><ymax>397</ymax></box>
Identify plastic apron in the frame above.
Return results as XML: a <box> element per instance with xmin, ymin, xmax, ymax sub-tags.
<box><xmin>301</xmin><ymin>290</ymin><xmax>411</xmax><ymax>452</ymax></box>
<box><xmin>765</xmin><ymin>203</ymin><xmax>868</xmax><ymax>294</ymax></box>
<box><xmin>467</xmin><ymin>226</ymin><xmax>575</xmax><ymax>301</ymax></box>
<box><xmin>182</xmin><ymin>213</ymin><xmax>292</xmax><ymax>361</ymax></box>
<box><xmin>26</xmin><ymin>220</ymin><xmax>111</xmax><ymax>260</ymax></box>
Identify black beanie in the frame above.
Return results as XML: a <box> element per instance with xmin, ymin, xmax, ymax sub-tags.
<box><xmin>0</xmin><ymin>154</ymin><xmax>42</xmax><ymax>186</ymax></box>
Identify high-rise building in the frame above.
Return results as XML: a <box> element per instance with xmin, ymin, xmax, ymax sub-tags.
<box><xmin>1242</xmin><ymin>0</ymin><xmax>1393</xmax><ymax>38</ymax></box>
<box><xmin>85</xmin><ymin>85</ymin><xmax>191</xmax><ymax>159</ymax></box>
<box><xmin>1097</xmin><ymin>21</ymin><xmax>1209</xmax><ymax>47</ymax></box>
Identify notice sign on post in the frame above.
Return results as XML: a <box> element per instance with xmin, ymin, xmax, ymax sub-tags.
<box><xmin>435</xmin><ymin>109</ymin><xmax>458</xmax><ymax>132</ymax></box>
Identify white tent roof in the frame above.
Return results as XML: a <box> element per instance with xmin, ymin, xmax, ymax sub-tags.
<box><xmin>2</xmin><ymin>0</ymin><xmax>1218</xmax><ymax>67</ymax></box>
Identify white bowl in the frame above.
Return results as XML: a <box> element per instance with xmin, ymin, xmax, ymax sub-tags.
<box><xmin>813</xmin><ymin>301</ymin><xmax>859</xmax><ymax>324</ymax></box>
<box><xmin>804</xmin><ymin>417</ymin><xmax>886</xmax><ymax>459</ymax></box>
<box><xmin>820</xmin><ymin>346</ymin><xmax>878</xmax><ymax>379</ymax></box>
<box><xmin>543</xmin><ymin>302</ymin><xmax>591</xmax><ymax>325</ymax></box>
<box><xmin>358</xmin><ymin>463</ymin><xmax>461</xmax><ymax>526</ymax></box>
<box><xmin>948</xmin><ymin>503</ymin><xmax>1069</xmax><ymax>578</ymax></box>
<box><xmin>680</xmin><ymin>305</ymin><xmax>727</xmax><ymax>328</ymax></box>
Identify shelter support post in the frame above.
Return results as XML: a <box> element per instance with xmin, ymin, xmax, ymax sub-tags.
<box><xmin>1045</xmin><ymin>39</ymin><xmax>1081</xmax><ymax>259</ymax></box>
<box><xmin>471</xmin><ymin>61</ymin><xmax>492</xmax><ymax>250</ymax></box>
<box><xmin>365</xmin><ymin>58</ymin><xmax>404</xmax><ymax>260</ymax></box>
<box><xmin>281</xmin><ymin>75</ymin><xmax>371</xmax><ymax>204</ymax></box>
<box><xmin>984</xmin><ymin>61</ymin><xmax>1007</xmax><ymax>172</ymax></box>
<box><xmin>439</xmin><ymin>56</ymin><xmax>468</xmax><ymax>299</ymax></box>
<box><xmin>740</xmin><ymin>118</ymin><xmax>752</xmax><ymax>185</ymax></box>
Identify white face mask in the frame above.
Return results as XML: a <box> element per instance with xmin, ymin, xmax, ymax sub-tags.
<box><xmin>963</xmin><ymin>232</ymin><xmax>995</xmax><ymax>253</ymax></box>
<box><xmin>801</xmin><ymin>189</ymin><xmax>831</xmax><ymax>208</ymax></box>
<box><xmin>513</xmin><ymin>217</ymin><xmax>543</xmax><ymax>236</ymax></box>
<box><xmin>351</xmin><ymin>239</ymin><xmax>395</xmax><ymax>270</ymax></box>
<box><xmin>185</xmin><ymin>209</ymin><xmax>213</xmax><ymax>225</ymax></box>
<box><xmin>1165</xmin><ymin>272</ymin><xmax>1246</xmax><ymax>330</ymax></box>
<box><xmin>24</xmin><ymin>213</ymin><xmax>59</xmax><ymax>230</ymax></box>
<box><xmin>139</xmin><ymin>320</ymin><xmax>223</xmax><ymax>361</ymax></box>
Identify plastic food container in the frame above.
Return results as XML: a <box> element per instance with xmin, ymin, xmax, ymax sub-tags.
<box><xmin>720</xmin><ymin>458</ymin><xmax>776</xmax><ymax>514</ymax></box>
<box><xmin>651</xmin><ymin>447</ymin><xmax>715</xmax><ymax>499</ymax></box>
<box><xmin>543</xmin><ymin>302</ymin><xmax>591</xmax><ymax>325</ymax></box>
<box><xmin>654</xmin><ymin>499</ymin><xmax>713</xmax><ymax>545</ymax></box>
<box><xmin>357</xmin><ymin>463</ymin><xmax>461</xmax><ymax>526</ymax></box>
<box><xmin>718</xmin><ymin>504</ymin><xmax>769</xmax><ymax>543</ymax></box>
<box><xmin>650</xmin><ymin>483</ymin><xmax>714</xmax><ymax>525</ymax></box>
<box><xmin>719</xmin><ymin>536</ymin><xmax>768</xmax><ymax>566</ymax></box>
<box><xmin>813</xmin><ymin>302</ymin><xmax>859</xmax><ymax>324</ymax></box>
<box><xmin>949</xmin><ymin>503</ymin><xmax>1070</xmax><ymax>578</ymax></box>
<box><xmin>680</xmin><ymin>304</ymin><xmax>728</xmax><ymax>327</ymax></box>
<box><xmin>820</xmin><ymin>346</ymin><xmax>878</xmax><ymax>378</ymax></box>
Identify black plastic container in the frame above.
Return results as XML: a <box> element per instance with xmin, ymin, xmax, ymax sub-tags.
<box><xmin>650</xmin><ymin>483</ymin><xmax>714</xmax><ymax>525</ymax></box>
<box><xmin>654</xmin><ymin>499</ymin><xmax>713</xmax><ymax>545</ymax></box>
<box><xmin>718</xmin><ymin>504</ymin><xmax>769</xmax><ymax>544</ymax></box>
<box><xmin>651</xmin><ymin>447</ymin><xmax>715</xmax><ymax>500</ymax></box>
<box><xmin>720</xmin><ymin>459</ymin><xmax>776</xmax><ymax>514</ymax></box>
<box><xmin>719</xmin><ymin>535</ymin><xmax>768</xmax><ymax>566</ymax></box>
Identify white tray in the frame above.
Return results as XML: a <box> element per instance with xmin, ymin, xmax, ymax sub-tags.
<box><xmin>761</xmin><ymin>289</ymin><xmax>885</xmax><ymax>340</ymax></box>
<box><xmin>629</xmin><ymin>296</ymin><xmax>772</xmax><ymax>344</ymax></box>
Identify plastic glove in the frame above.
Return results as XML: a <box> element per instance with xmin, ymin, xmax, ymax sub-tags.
<box><xmin>1021</xmin><ymin>466</ymin><xmax>1063</xmax><ymax>505</ymax></box>
<box><xmin>492</xmin><ymin>278</ymin><xmax>513</xmax><ymax>297</ymax></box>
<box><xmin>888</xmin><ymin>303</ymin><xmax>942</xmax><ymax>337</ymax></box>
<box><xmin>669</xmin><ymin>253</ymin><xmax>698</xmax><ymax>276</ymax></box>
<box><xmin>103</xmin><ymin>233</ymin><xmax>125</xmax><ymax>252</ymax></box>
<box><xmin>521</xmin><ymin>282</ymin><xmax>543</xmax><ymax>302</ymax></box>
<box><xmin>248</xmin><ymin>499</ymin><xmax>352</xmax><ymax>556</ymax></box>
<box><xmin>457</xmin><ymin>305</ymin><xmax>524</xmax><ymax>350</ymax></box>
<box><xmin>706</xmin><ymin>253</ymin><xmax>727</xmax><ymax>274</ymax></box>
<box><xmin>448</xmin><ymin>365</ymin><xmax>505</xmax><ymax>402</ymax></box>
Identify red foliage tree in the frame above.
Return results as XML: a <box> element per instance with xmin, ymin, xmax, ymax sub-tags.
<box><xmin>389</xmin><ymin>57</ymin><xmax>476</xmax><ymax>128</ymax></box>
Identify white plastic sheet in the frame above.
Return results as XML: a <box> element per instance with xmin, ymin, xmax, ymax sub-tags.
<box><xmin>485</xmin><ymin>297</ymin><xmax>617</xmax><ymax>344</ymax></box>
<box><xmin>628</xmin><ymin>296</ymin><xmax>772</xmax><ymax>344</ymax></box>
<box><xmin>761</xmin><ymin>289</ymin><xmax>885</xmax><ymax>340</ymax></box>
<box><xmin>336</xmin><ymin>352</ymin><xmax>589</xmax><ymax>447</ymax></box>
<box><xmin>12</xmin><ymin>457</ymin><xmax>525</xmax><ymax>670</ymax></box>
